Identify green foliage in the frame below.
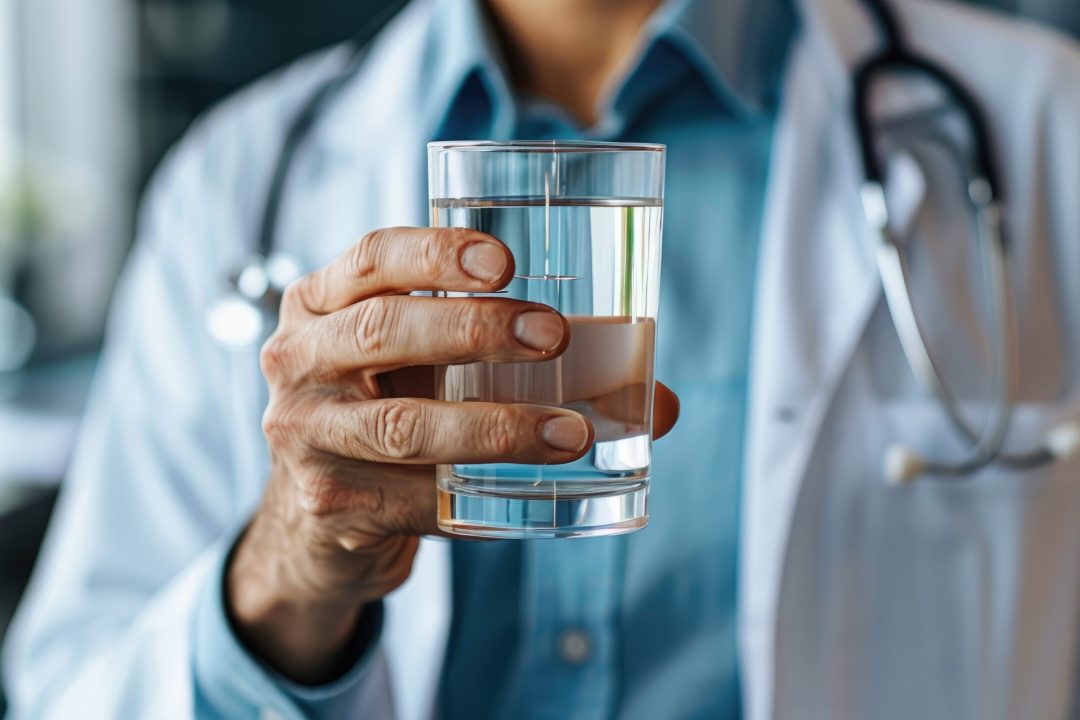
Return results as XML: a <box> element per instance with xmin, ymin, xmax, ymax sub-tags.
<box><xmin>0</xmin><ymin>171</ymin><xmax>51</xmax><ymax>250</ymax></box>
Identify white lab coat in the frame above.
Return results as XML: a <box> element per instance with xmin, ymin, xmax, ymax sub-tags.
<box><xmin>5</xmin><ymin>0</ymin><xmax>1080</xmax><ymax>718</ymax></box>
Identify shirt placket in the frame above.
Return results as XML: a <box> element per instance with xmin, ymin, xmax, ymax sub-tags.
<box><xmin>517</xmin><ymin>537</ymin><xmax>626</xmax><ymax>719</ymax></box>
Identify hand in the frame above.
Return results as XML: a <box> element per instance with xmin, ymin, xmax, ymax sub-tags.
<box><xmin>227</xmin><ymin>227</ymin><xmax>679</xmax><ymax>683</ymax></box>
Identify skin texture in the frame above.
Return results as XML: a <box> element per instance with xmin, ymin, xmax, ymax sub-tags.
<box><xmin>229</xmin><ymin>228</ymin><xmax>679</xmax><ymax>683</ymax></box>
<box><xmin>229</xmin><ymin>0</ymin><xmax>673</xmax><ymax>685</ymax></box>
<box><xmin>487</xmin><ymin>0</ymin><xmax>663</xmax><ymax>125</ymax></box>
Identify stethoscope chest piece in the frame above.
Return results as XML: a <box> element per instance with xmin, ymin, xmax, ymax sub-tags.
<box><xmin>205</xmin><ymin>4</ymin><xmax>402</xmax><ymax>350</ymax></box>
<box><xmin>207</xmin><ymin>252</ymin><xmax>304</xmax><ymax>349</ymax></box>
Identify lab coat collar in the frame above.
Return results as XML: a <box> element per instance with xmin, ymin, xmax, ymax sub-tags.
<box><xmin>796</xmin><ymin>0</ymin><xmax>880</xmax><ymax>99</ymax></box>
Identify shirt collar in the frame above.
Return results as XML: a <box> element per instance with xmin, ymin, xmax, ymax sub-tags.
<box><xmin>649</xmin><ymin>0</ymin><xmax>795</xmax><ymax>117</ymax></box>
<box><xmin>424</xmin><ymin>0</ymin><xmax>515</xmax><ymax>139</ymax></box>
<box><xmin>424</xmin><ymin>0</ymin><xmax>795</xmax><ymax>138</ymax></box>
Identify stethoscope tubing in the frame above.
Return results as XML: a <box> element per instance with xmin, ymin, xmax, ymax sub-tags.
<box><xmin>855</xmin><ymin>0</ymin><xmax>1077</xmax><ymax>481</ymax></box>
<box><xmin>256</xmin><ymin>0</ymin><xmax>410</xmax><ymax>259</ymax></box>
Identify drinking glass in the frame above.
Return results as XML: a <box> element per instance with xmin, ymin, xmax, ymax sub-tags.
<box><xmin>429</xmin><ymin>141</ymin><xmax>665</xmax><ymax>538</ymax></box>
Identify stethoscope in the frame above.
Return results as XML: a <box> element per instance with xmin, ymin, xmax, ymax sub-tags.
<box><xmin>208</xmin><ymin>0</ymin><xmax>1079</xmax><ymax>484</ymax></box>
<box><xmin>206</xmin><ymin>1</ymin><xmax>406</xmax><ymax>349</ymax></box>
<box><xmin>855</xmin><ymin>0</ymin><xmax>1078</xmax><ymax>483</ymax></box>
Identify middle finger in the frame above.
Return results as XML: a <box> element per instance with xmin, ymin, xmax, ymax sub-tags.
<box><xmin>306</xmin><ymin>295</ymin><xmax>570</xmax><ymax>375</ymax></box>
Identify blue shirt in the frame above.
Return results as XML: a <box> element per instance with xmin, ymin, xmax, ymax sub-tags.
<box><xmin>432</xmin><ymin>1</ymin><xmax>793</xmax><ymax>718</ymax></box>
<box><xmin>194</xmin><ymin>0</ymin><xmax>793</xmax><ymax>717</ymax></box>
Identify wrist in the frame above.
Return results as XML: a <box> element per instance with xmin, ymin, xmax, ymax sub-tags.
<box><xmin>226</xmin><ymin>521</ymin><xmax>368</xmax><ymax>684</ymax></box>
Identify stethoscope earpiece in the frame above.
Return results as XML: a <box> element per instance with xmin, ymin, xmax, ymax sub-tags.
<box><xmin>883</xmin><ymin>444</ymin><xmax>924</xmax><ymax>486</ymax></box>
<box><xmin>883</xmin><ymin>422</ymin><xmax>1080</xmax><ymax>485</ymax></box>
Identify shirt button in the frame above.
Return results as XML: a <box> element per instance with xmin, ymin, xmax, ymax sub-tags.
<box><xmin>558</xmin><ymin>628</ymin><xmax>591</xmax><ymax>665</ymax></box>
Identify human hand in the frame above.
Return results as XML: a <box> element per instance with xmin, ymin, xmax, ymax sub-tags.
<box><xmin>227</xmin><ymin>227</ymin><xmax>678</xmax><ymax>683</ymax></box>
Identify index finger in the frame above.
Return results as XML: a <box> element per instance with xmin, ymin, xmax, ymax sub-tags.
<box><xmin>289</xmin><ymin>227</ymin><xmax>515</xmax><ymax>316</ymax></box>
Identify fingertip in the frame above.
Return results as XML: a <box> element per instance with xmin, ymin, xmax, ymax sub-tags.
<box><xmin>541</xmin><ymin>414</ymin><xmax>590</xmax><ymax>453</ymax></box>
<box><xmin>513</xmin><ymin>308</ymin><xmax>569</xmax><ymax>354</ymax></box>
<box><xmin>653</xmin><ymin>381</ymin><xmax>680</xmax><ymax>440</ymax></box>
<box><xmin>460</xmin><ymin>241</ymin><xmax>509</xmax><ymax>284</ymax></box>
<box><xmin>455</xmin><ymin>232</ymin><xmax>515</xmax><ymax>289</ymax></box>
<box><xmin>556</xmin><ymin>311</ymin><xmax>573</xmax><ymax>356</ymax></box>
<box><xmin>583</xmin><ymin>412</ymin><xmax>596</xmax><ymax>451</ymax></box>
<box><xmin>538</xmin><ymin>411</ymin><xmax>594</xmax><ymax>465</ymax></box>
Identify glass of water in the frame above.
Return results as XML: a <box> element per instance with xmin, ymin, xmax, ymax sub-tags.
<box><xmin>429</xmin><ymin>141</ymin><xmax>665</xmax><ymax>538</ymax></box>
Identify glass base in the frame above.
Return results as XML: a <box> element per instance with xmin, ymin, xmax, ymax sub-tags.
<box><xmin>437</xmin><ymin>480</ymin><xmax>649</xmax><ymax>538</ymax></box>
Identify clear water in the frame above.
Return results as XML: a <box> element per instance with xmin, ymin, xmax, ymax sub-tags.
<box><xmin>432</xmin><ymin>197</ymin><xmax>661</xmax><ymax>503</ymax></box>
<box><xmin>442</xmin><ymin>315</ymin><xmax>655</xmax><ymax>495</ymax></box>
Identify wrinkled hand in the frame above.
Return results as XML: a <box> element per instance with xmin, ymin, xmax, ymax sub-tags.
<box><xmin>227</xmin><ymin>227</ymin><xmax>679</xmax><ymax>683</ymax></box>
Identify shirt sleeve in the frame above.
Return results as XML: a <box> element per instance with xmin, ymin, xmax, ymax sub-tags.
<box><xmin>192</xmin><ymin>528</ymin><xmax>390</xmax><ymax>719</ymax></box>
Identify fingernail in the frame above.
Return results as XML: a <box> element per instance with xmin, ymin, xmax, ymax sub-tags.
<box><xmin>542</xmin><ymin>415</ymin><xmax>589</xmax><ymax>452</ymax></box>
<box><xmin>461</xmin><ymin>242</ymin><xmax>507</xmax><ymax>282</ymax></box>
<box><xmin>514</xmin><ymin>311</ymin><xmax>565</xmax><ymax>352</ymax></box>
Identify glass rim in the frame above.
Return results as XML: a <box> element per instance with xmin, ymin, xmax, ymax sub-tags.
<box><xmin>428</xmin><ymin>140</ymin><xmax>666</xmax><ymax>154</ymax></box>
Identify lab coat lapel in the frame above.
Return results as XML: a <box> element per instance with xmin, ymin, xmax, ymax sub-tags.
<box><xmin>740</xmin><ymin>3</ymin><xmax>883</xmax><ymax>718</ymax></box>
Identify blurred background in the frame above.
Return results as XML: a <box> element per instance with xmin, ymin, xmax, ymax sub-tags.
<box><xmin>0</xmin><ymin>0</ymin><xmax>1077</xmax><ymax>712</ymax></box>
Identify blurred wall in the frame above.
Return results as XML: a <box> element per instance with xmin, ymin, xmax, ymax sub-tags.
<box><xmin>136</xmin><ymin>0</ymin><xmax>399</xmax><ymax>189</ymax></box>
<box><xmin>0</xmin><ymin>0</ymin><xmax>399</xmax><ymax>365</ymax></box>
<box><xmin>0</xmin><ymin>2</ymin><xmax>16</xmax><ymax>184</ymax></box>
<box><xmin>970</xmin><ymin>0</ymin><xmax>1080</xmax><ymax>36</ymax></box>
<box><xmin>1</xmin><ymin>0</ymin><xmax>134</xmax><ymax>359</ymax></box>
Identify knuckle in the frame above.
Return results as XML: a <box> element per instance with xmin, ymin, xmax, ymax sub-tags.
<box><xmin>259</xmin><ymin>336</ymin><xmax>291</xmax><ymax>382</ymax></box>
<box><xmin>260</xmin><ymin>412</ymin><xmax>285</xmax><ymax>446</ymax></box>
<box><xmin>260</xmin><ymin>401</ymin><xmax>302</xmax><ymax>447</ymax></box>
<box><xmin>324</xmin><ymin>412</ymin><xmax>360</xmax><ymax>457</ymax></box>
<box><xmin>352</xmin><ymin>296</ymin><xmax>396</xmax><ymax>355</ymax></box>
<box><xmin>350</xmin><ymin>230</ymin><xmax>384</xmax><ymax>280</ymax></box>
<box><xmin>278</xmin><ymin>281</ymin><xmax>302</xmax><ymax>313</ymax></box>
<box><xmin>370</xmin><ymin>400</ymin><xmax>426</xmax><ymax>460</ymax></box>
<box><xmin>349</xmin><ymin>484</ymin><xmax>388</xmax><ymax>517</ymax></box>
<box><xmin>299</xmin><ymin>471</ymin><xmax>350</xmax><ymax>517</ymax></box>
<box><xmin>284</xmin><ymin>276</ymin><xmax>322</xmax><ymax>315</ymax></box>
<box><xmin>452</xmin><ymin>302</ymin><xmax>490</xmax><ymax>355</ymax></box>
<box><xmin>416</xmin><ymin>231</ymin><xmax>450</xmax><ymax>280</ymax></box>
<box><xmin>282</xmin><ymin>280</ymin><xmax>302</xmax><ymax>308</ymax></box>
<box><xmin>481</xmin><ymin>404</ymin><xmax>519</xmax><ymax>457</ymax></box>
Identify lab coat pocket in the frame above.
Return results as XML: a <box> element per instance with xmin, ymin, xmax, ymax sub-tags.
<box><xmin>862</xmin><ymin>398</ymin><xmax>1080</xmax><ymax>715</ymax></box>
<box><xmin>778</xmin><ymin>395</ymin><xmax>1080</xmax><ymax>720</ymax></box>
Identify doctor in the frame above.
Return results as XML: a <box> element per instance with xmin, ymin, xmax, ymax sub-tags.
<box><xmin>5</xmin><ymin>0</ymin><xmax>1080</xmax><ymax>718</ymax></box>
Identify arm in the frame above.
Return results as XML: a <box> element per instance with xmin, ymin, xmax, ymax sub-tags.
<box><xmin>0</xmin><ymin>123</ymin><xmax>593</xmax><ymax>719</ymax></box>
<box><xmin>0</xmin><ymin>125</ymin><xmax>396</xmax><ymax>718</ymax></box>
